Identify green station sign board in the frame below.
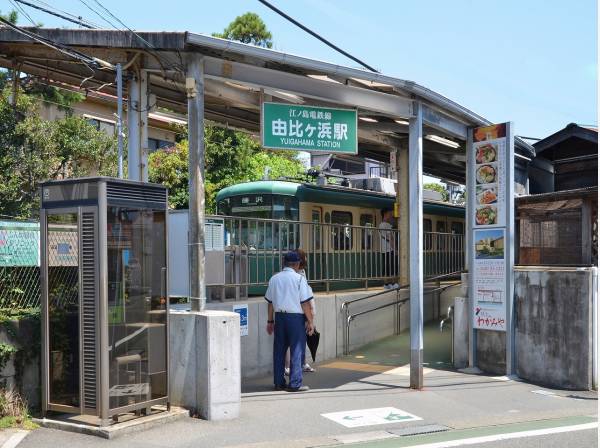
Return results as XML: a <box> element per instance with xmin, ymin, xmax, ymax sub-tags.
<box><xmin>261</xmin><ymin>102</ymin><xmax>357</xmax><ymax>154</ymax></box>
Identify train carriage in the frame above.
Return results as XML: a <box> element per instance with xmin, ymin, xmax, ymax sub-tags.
<box><xmin>216</xmin><ymin>180</ymin><xmax>465</xmax><ymax>294</ymax></box>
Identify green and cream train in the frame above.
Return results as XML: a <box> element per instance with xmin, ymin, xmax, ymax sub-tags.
<box><xmin>216</xmin><ymin>180</ymin><xmax>465</xmax><ymax>293</ymax></box>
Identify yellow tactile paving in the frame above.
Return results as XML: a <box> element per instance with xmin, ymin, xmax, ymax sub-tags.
<box><xmin>319</xmin><ymin>361</ymin><xmax>435</xmax><ymax>376</ymax></box>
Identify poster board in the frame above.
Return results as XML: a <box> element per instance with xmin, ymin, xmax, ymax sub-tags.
<box><xmin>468</xmin><ymin>123</ymin><xmax>514</xmax><ymax>332</ymax></box>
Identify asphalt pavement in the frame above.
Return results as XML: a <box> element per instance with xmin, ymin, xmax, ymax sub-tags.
<box><xmin>13</xmin><ymin>326</ymin><xmax>599</xmax><ymax>448</ymax></box>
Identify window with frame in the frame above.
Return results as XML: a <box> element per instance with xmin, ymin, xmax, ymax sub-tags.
<box><xmin>424</xmin><ymin>219</ymin><xmax>433</xmax><ymax>250</ymax></box>
<box><xmin>360</xmin><ymin>213</ymin><xmax>375</xmax><ymax>250</ymax></box>
<box><xmin>451</xmin><ymin>221</ymin><xmax>464</xmax><ymax>235</ymax></box>
<box><xmin>331</xmin><ymin>211</ymin><xmax>353</xmax><ymax>250</ymax></box>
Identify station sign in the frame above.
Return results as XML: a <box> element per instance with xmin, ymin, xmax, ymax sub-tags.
<box><xmin>261</xmin><ymin>102</ymin><xmax>357</xmax><ymax>154</ymax></box>
<box><xmin>468</xmin><ymin>123</ymin><xmax>514</xmax><ymax>332</ymax></box>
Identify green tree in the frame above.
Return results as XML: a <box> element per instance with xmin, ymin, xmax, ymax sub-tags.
<box><xmin>424</xmin><ymin>182</ymin><xmax>449</xmax><ymax>202</ymax></box>
<box><xmin>212</xmin><ymin>12</ymin><xmax>273</xmax><ymax>48</ymax></box>
<box><xmin>0</xmin><ymin>88</ymin><xmax>118</xmax><ymax>218</ymax></box>
<box><xmin>0</xmin><ymin>9</ymin><xmax>18</xmax><ymax>24</ymax></box>
<box><xmin>149</xmin><ymin>128</ymin><xmax>304</xmax><ymax>213</ymax></box>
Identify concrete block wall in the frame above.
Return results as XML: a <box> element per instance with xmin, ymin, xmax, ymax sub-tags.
<box><xmin>514</xmin><ymin>268</ymin><xmax>595</xmax><ymax>390</ymax></box>
<box><xmin>206</xmin><ymin>287</ymin><xmax>437</xmax><ymax>379</ymax></box>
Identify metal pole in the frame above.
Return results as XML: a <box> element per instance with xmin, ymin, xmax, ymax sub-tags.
<box><xmin>127</xmin><ymin>73</ymin><xmax>140</xmax><ymax>180</ymax></box>
<box><xmin>187</xmin><ymin>55</ymin><xmax>206</xmax><ymax>311</ymax></box>
<box><xmin>505</xmin><ymin>122</ymin><xmax>516</xmax><ymax>375</ymax></box>
<box><xmin>116</xmin><ymin>63</ymin><xmax>124</xmax><ymax>178</ymax></box>
<box><xmin>409</xmin><ymin>101</ymin><xmax>424</xmax><ymax>390</ymax></box>
<box><xmin>466</xmin><ymin>128</ymin><xmax>477</xmax><ymax>368</ymax></box>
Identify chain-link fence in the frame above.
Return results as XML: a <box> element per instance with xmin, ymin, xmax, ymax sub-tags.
<box><xmin>0</xmin><ymin>220</ymin><xmax>41</xmax><ymax>310</ymax></box>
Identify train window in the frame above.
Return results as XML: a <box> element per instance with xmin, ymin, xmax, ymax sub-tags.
<box><xmin>424</xmin><ymin>219</ymin><xmax>432</xmax><ymax>250</ymax></box>
<box><xmin>451</xmin><ymin>221</ymin><xmax>464</xmax><ymax>234</ymax></box>
<box><xmin>360</xmin><ymin>214</ymin><xmax>375</xmax><ymax>250</ymax></box>
<box><xmin>331</xmin><ymin>211</ymin><xmax>353</xmax><ymax>250</ymax></box>
<box><xmin>273</xmin><ymin>196</ymin><xmax>299</xmax><ymax>221</ymax></box>
<box><xmin>436</xmin><ymin>221</ymin><xmax>447</xmax><ymax>250</ymax></box>
<box><xmin>312</xmin><ymin>209</ymin><xmax>321</xmax><ymax>251</ymax></box>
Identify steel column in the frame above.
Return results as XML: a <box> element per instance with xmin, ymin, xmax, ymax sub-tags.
<box><xmin>396</xmin><ymin>145</ymin><xmax>409</xmax><ymax>286</ymax></box>
<box><xmin>187</xmin><ymin>55</ymin><xmax>207</xmax><ymax>311</ymax></box>
<box><xmin>505</xmin><ymin>122</ymin><xmax>515</xmax><ymax>375</ymax></box>
<box><xmin>409</xmin><ymin>101</ymin><xmax>424</xmax><ymax>390</ymax></box>
<box><xmin>466</xmin><ymin>128</ymin><xmax>477</xmax><ymax>368</ymax></box>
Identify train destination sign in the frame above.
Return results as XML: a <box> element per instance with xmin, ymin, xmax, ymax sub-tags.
<box><xmin>261</xmin><ymin>102</ymin><xmax>357</xmax><ymax>154</ymax></box>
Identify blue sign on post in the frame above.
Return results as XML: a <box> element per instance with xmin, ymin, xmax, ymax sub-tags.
<box><xmin>232</xmin><ymin>304</ymin><xmax>248</xmax><ymax>336</ymax></box>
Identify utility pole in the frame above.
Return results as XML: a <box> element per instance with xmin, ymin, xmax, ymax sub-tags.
<box><xmin>186</xmin><ymin>55</ymin><xmax>206</xmax><ymax>312</ymax></box>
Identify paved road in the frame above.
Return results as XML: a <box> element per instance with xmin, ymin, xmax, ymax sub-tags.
<box><xmin>17</xmin><ymin>327</ymin><xmax>598</xmax><ymax>448</ymax></box>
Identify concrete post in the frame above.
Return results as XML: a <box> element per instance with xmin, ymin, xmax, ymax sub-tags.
<box><xmin>186</xmin><ymin>55</ymin><xmax>207</xmax><ymax>312</ymax></box>
<box><xmin>127</xmin><ymin>69</ymin><xmax>149</xmax><ymax>181</ymax></box>
<box><xmin>396</xmin><ymin>145</ymin><xmax>409</xmax><ymax>286</ymax></box>
<box><xmin>409</xmin><ymin>102</ymin><xmax>424</xmax><ymax>390</ymax></box>
<box><xmin>127</xmin><ymin>72</ymin><xmax>140</xmax><ymax>180</ymax></box>
<box><xmin>170</xmin><ymin>311</ymin><xmax>241</xmax><ymax>420</ymax></box>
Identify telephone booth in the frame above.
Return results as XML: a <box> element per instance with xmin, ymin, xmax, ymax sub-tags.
<box><xmin>40</xmin><ymin>177</ymin><xmax>169</xmax><ymax>425</ymax></box>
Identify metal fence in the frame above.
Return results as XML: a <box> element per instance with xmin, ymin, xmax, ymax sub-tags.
<box><xmin>0</xmin><ymin>216</ymin><xmax>465</xmax><ymax>309</ymax></box>
<box><xmin>214</xmin><ymin>215</ymin><xmax>465</xmax><ymax>293</ymax></box>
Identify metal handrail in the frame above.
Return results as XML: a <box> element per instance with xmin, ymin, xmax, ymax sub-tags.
<box><xmin>342</xmin><ymin>276</ymin><xmax>463</xmax><ymax>355</ymax></box>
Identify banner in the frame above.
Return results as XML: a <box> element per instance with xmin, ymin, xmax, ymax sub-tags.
<box><xmin>469</xmin><ymin>123</ymin><xmax>513</xmax><ymax>331</ymax></box>
<box><xmin>261</xmin><ymin>102</ymin><xmax>357</xmax><ymax>154</ymax></box>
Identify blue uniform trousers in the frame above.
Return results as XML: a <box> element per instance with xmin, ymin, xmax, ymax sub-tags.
<box><xmin>273</xmin><ymin>312</ymin><xmax>306</xmax><ymax>389</ymax></box>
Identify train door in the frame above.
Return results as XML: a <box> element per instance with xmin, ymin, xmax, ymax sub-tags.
<box><xmin>310</xmin><ymin>207</ymin><xmax>323</xmax><ymax>281</ymax></box>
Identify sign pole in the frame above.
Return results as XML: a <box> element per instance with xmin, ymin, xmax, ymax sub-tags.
<box><xmin>466</xmin><ymin>128</ymin><xmax>477</xmax><ymax>368</ymax></box>
<box><xmin>505</xmin><ymin>122</ymin><xmax>515</xmax><ymax>376</ymax></box>
<box><xmin>409</xmin><ymin>101</ymin><xmax>424</xmax><ymax>390</ymax></box>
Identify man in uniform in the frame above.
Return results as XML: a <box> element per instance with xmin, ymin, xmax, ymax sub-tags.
<box><xmin>265</xmin><ymin>251</ymin><xmax>315</xmax><ymax>392</ymax></box>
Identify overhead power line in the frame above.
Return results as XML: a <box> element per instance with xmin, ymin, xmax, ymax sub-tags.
<box><xmin>0</xmin><ymin>16</ymin><xmax>100</xmax><ymax>70</ymax></box>
<box><xmin>256</xmin><ymin>0</ymin><xmax>378</xmax><ymax>73</ymax></box>
<box><xmin>14</xmin><ymin>0</ymin><xmax>95</xmax><ymax>28</ymax></box>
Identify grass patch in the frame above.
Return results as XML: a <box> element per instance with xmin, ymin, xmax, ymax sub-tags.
<box><xmin>0</xmin><ymin>415</ymin><xmax>37</xmax><ymax>430</ymax></box>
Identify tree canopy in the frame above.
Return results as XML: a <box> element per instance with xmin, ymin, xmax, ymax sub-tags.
<box><xmin>0</xmin><ymin>89</ymin><xmax>118</xmax><ymax>218</ymax></box>
<box><xmin>148</xmin><ymin>128</ymin><xmax>304</xmax><ymax>213</ymax></box>
<box><xmin>212</xmin><ymin>12</ymin><xmax>273</xmax><ymax>48</ymax></box>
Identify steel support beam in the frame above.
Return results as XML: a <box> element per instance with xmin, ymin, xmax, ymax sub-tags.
<box><xmin>505</xmin><ymin>122</ymin><xmax>516</xmax><ymax>376</ymax></box>
<box><xmin>466</xmin><ymin>128</ymin><xmax>477</xmax><ymax>368</ymax></box>
<box><xmin>187</xmin><ymin>55</ymin><xmax>206</xmax><ymax>312</ymax></box>
<box><xmin>203</xmin><ymin>57</ymin><xmax>413</xmax><ymax>119</ymax></box>
<box><xmin>409</xmin><ymin>101</ymin><xmax>424</xmax><ymax>390</ymax></box>
<box><xmin>422</xmin><ymin>104</ymin><xmax>468</xmax><ymax>140</ymax></box>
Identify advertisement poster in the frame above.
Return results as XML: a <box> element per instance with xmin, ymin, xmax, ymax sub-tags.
<box><xmin>473</xmin><ymin>123</ymin><xmax>506</xmax><ymax>229</ymax></box>
<box><xmin>233</xmin><ymin>304</ymin><xmax>249</xmax><ymax>336</ymax></box>
<box><xmin>473</xmin><ymin>229</ymin><xmax>506</xmax><ymax>330</ymax></box>
<box><xmin>470</xmin><ymin>123</ymin><xmax>511</xmax><ymax>332</ymax></box>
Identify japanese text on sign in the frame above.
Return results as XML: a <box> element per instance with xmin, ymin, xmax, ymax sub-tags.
<box><xmin>262</xmin><ymin>102</ymin><xmax>357</xmax><ymax>154</ymax></box>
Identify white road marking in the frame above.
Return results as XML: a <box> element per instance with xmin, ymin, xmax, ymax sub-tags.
<box><xmin>2</xmin><ymin>430</ymin><xmax>29</xmax><ymax>448</ymax></box>
<box><xmin>401</xmin><ymin>422</ymin><xmax>598</xmax><ymax>448</ymax></box>
<box><xmin>322</xmin><ymin>407</ymin><xmax>422</xmax><ymax>428</ymax></box>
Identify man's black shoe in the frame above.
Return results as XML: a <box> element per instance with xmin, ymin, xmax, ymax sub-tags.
<box><xmin>273</xmin><ymin>384</ymin><xmax>287</xmax><ymax>391</ymax></box>
<box><xmin>286</xmin><ymin>385</ymin><xmax>310</xmax><ymax>392</ymax></box>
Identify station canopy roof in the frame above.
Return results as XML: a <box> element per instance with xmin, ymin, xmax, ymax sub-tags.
<box><xmin>0</xmin><ymin>29</ymin><xmax>535</xmax><ymax>183</ymax></box>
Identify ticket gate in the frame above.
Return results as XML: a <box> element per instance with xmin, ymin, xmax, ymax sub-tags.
<box><xmin>40</xmin><ymin>177</ymin><xmax>169</xmax><ymax>425</ymax></box>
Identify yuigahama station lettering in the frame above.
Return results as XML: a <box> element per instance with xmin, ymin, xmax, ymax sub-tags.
<box><xmin>262</xmin><ymin>102</ymin><xmax>357</xmax><ymax>153</ymax></box>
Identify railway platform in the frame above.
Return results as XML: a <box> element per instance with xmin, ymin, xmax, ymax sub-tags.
<box><xmin>19</xmin><ymin>323</ymin><xmax>598</xmax><ymax>448</ymax></box>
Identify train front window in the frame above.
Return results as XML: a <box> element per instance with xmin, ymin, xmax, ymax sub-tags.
<box><xmin>219</xmin><ymin>194</ymin><xmax>299</xmax><ymax>250</ymax></box>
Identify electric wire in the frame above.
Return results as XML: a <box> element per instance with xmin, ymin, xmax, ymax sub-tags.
<box><xmin>29</xmin><ymin>0</ymin><xmax>102</xmax><ymax>28</ymax></box>
<box><xmin>8</xmin><ymin>0</ymin><xmax>37</xmax><ymax>26</ymax></box>
<box><xmin>256</xmin><ymin>0</ymin><xmax>378</xmax><ymax>73</ymax></box>
<box><xmin>14</xmin><ymin>0</ymin><xmax>95</xmax><ymax>28</ymax></box>
<box><xmin>0</xmin><ymin>16</ymin><xmax>100</xmax><ymax>70</ymax></box>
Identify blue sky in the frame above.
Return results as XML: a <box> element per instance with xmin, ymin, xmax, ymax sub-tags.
<box><xmin>8</xmin><ymin>0</ymin><xmax>598</xmax><ymax>139</ymax></box>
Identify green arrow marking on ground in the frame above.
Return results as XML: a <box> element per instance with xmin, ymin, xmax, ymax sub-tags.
<box><xmin>384</xmin><ymin>412</ymin><xmax>411</xmax><ymax>421</ymax></box>
<box><xmin>343</xmin><ymin>415</ymin><xmax>362</xmax><ymax>421</ymax></box>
